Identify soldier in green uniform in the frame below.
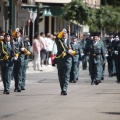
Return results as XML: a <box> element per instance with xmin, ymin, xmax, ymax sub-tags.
<box><xmin>85</xmin><ymin>33</ymin><xmax>106</xmax><ymax>85</ymax></box>
<box><xmin>0</xmin><ymin>33</ymin><xmax>14</xmax><ymax>94</ymax></box>
<box><xmin>80</xmin><ymin>34</ymin><xmax>88</xmax><ymax>70</ymax></box>
<box><xmin>85</xmin><ymin>35</ymin><xmax>92</xmax><ymax>75</ymax></box>
<box><xmin>112</xmin><ymin>35</ymin><xmax>120</xmax><ymax>83</ymax></box>
<box><xmin>97</xmin><ymin>34</ymin><xmax>106</xmax><ymax>81</ymax></box>
<box><xmin>100</xmin><ymin>39</ymin><xmax>106</xmax><ymax>81</ymax></box>
<box><xmin>13</xmin><ymin>29</ymin><xmax>23</xmax><ymax>92</ymax></box>
<box><xmin>13</xmin><ymin>29</ymin><xmax>31</xmax><ymax>92</ymax></box>
<box><xmin>0</xmin><ymin>31</ymin><xmax>5</xmax><ymax>82</ymax></box>
<box><xmin>55</xmin><ymin>29</ymin><xmax>75</xmax><ymax>95</ymax></box>
<box><xmin>117</xmin><ymin>32</ymin><xmax>120</xmax><ymax>83</ymax></box>
<box><xmin>19</xmin><ymin>36</ymin><xmax>31</xmax><ymax>90</ymax></box>
<box><xmin>105</xmin><ymin>32</ymin><xmax>116</xmax><ymax>77</ymax></box>
<box><xmin>70</xmin><ymin>34</ymin><xmax>81</xmax><ymax>83</ymax></box>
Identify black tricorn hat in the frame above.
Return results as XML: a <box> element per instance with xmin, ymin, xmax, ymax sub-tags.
<box><xmin>109</xmin><ymin>32</ymin><xmax>114</xmax><ymax>35</ymax></box>
<box><xmin>71</xmin><ymin>33</ymin><xmax>77</xmax><ymax>38</ymax></box>
<box><xmin>4</xmin><ymin>33</ymin><xmax>10</xmax><ymax>37</ymax></box>
<box><xmin>118</xmin><ymin>32</ymin><xmax>120</xmax><ymax>36</ymax></box>
<box><xmin>92</xmin><ymin>32</ymin><xmax>100</xmax><ymax>37</ymax></box>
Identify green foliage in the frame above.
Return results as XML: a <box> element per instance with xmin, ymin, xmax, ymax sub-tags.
<box><xmin>62</xmin><ymin>1</ymin><xmax>120</xmax><ymax>33</ymax></box>
<box><xmin>93</xmin><ymin>5</ymin><xmax>120</xmax><ymax>32</ymax></box>
<box><xmin>62</xmin><ymin>0</ymin><xmax>90</xmax><ymax>24</ymax></box>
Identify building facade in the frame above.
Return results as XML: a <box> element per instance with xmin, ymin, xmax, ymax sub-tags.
<box><xmin>0</xmin><ymin>0</ymin><xmax>101</xmax><ymax>40</ymax></box>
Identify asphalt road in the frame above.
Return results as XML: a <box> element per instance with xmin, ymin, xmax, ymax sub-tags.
<box><xmin>0</xmin><ymin>63</ymin><xmax>120</xmax><ymax>120</ymax></box>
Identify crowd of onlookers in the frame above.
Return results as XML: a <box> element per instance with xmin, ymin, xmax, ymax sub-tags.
<box><xmin>32</xmin><ymin>32</ymin><xmax>57</xmax><ymax>71</ymax></box>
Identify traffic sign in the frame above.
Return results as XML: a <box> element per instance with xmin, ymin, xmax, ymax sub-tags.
<box><xmin>19</xmin><ymin>9</ymin><xmax>30</xmax><ymax>21</ymax></box>
<box><xmin>30</xmin><ymin>11</ymin><xmax>37</xmax><ymax>22</ymax></box>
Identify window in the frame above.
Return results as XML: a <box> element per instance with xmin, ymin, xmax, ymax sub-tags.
<box><xmin>22</xmin><ymin>0</ymin><xmax>27</xmax><ymax>3</ymax></box>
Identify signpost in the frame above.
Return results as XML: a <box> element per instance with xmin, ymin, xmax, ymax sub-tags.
<box><xmin>19</xmin><ymin>9</ymin><xmax>30</xmax><ymax>22</ymax></box>
<box><xmin>28</xmin><ymin>19</ymin><xmax>31</xmax><ymax>36</ymax></box>
<box><xmin>19</xmin><ymin>9</ymin><xmax>30</xmax><ymax>36</ymax></box>
<box><xmin>0</xmin><ymin>13</ymin><xmax>3</xmax><ymax>29</ymax></box>
<box><xmin>0</xmin><ymin>2</ymin><xmax>4</xmax><ymax>30</ymax></box>
<box><xmin>30</xmin><ymin>11</ymin><xmax>37</xmax><ymax>38</ymax></box>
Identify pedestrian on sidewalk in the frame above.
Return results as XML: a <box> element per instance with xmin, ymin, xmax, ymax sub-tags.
<box><xmin>45</xmin><ymin>33</ymin><xmax>53</xmax><ymax>65</ymax></box>
<box><xmin>39</xmin><ymin>32</ymin><xmax>47</xmax><ymax>67</ymax></box>
<box><xmin>32</xmin><ymin>33</ymin><xmax>42</xmax><ymax>71</ymax></box>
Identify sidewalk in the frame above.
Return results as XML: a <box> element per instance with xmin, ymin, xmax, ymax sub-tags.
<box><xmin>26</xmin><ymin>61</ymin><xmax>56</xmax><ymax>73</ymax></box>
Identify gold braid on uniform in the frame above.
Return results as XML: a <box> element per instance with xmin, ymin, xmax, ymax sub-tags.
<box><xmin>0</xmin><ymin>41</ymin><xmax>9</xmax><ymax>60</ymax></box>
<box><xmin>55</xmin><ymin>40</ymin><xmax>66</xmax><ymax>58</ymax></box>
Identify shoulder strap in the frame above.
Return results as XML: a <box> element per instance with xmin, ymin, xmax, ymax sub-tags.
<box><xmin>59</xmin><ymin>40</ymin><xmax>65</xmax><ymax>51</ymax></box>
<box><xmin>1</xmin><ymin>41</ymin><xmax>7</xmax><ymax>55</ymax></box>
<box><xmin>0</xmin><ymin>41</ymin><xmax>8</xmax><ymax>61</ymax></box>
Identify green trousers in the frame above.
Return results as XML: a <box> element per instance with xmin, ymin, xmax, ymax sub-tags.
<box><xmin>57</xmin><ymin>57</ymin><xmax>72</xmax><ymax>92</ymax></box>
<box><xmin>1</xmin><ymin>60</ymin><xmax>14</xmax><ymax>91</ymax></box>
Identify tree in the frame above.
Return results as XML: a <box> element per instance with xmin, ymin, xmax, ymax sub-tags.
<box><xmin>62</xmin><ymin>0</ymin><xmax>120</xmax><ymax>33</ymax></box>
<box><xmin>101</xmin><ymin>0</ymin><xmax>120</xmax><ymax>6</ymax></box>
<box><xmin>62</xmin><ymin>0</ymin><xmax>91</xmax><ymax>24</ymax></box>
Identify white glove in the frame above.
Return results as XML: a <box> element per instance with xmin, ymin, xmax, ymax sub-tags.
<box><xmin>68</xmin><ymin>49</ymin><xmax>72</xmax><ymax>54</ymax></box>
<box><xmin>114</xmin><ymin>50</ymin><xmax>118</xmax><ymax>55</ymax></box>
<box><xmin>0</xmin><ymin>36</ymin><xmax>4</xmax><ymax>39</ymax></box>
<box><xmin>62</xmin><ymin>28</ymin><xmax>67</xmax><ymax>33</ymax></box>
<box><xmin>105</xmin><ymin>54</ymin><xmax>109</xmax><ymax>57</ymax></box>
<box><xmin>14</xmin><ymin>57</ymin><xmax>18</xmax><ymax>60</ymax></box>
<box><xmin>81</xmin><ymin>53</ymin><xmax>84</xmax><ymax>56</ymax></box>
<box><xmin>21</xmin><ymin>48</ymin><xmax>25</xmax><ymax>51</ymax></box>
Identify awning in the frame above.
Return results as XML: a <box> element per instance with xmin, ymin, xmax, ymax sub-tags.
<box><xmin>21</xmin><ymin>4</ymin><xmax>63</xmax><ymax>16</ymax></box>
<box><xmin>35</xmin><ymin>0</ymin><xmax>71</xmax><ymax>3</ymax></box>
<box><xmin>43</xmin><ymin>7</ymin><xmax>63</xmax><ymax>16</ymax></box>
<box><xmin>21</xmin><ymin>4</ymin><xmax>37</xmax><ymax>12</ymax></box>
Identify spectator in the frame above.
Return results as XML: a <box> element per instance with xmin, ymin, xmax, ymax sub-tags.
<box><xmin>45</xmin><ymin>33</ymin><xmax>53</xmax><ymax>65</ymax></box>
<box><xmin>32</xmin><ymin>33</ymin><xmax>42</xmax><ymax>71</ymax></box>
<box><xmin>39</xmin><ymin>32</ymin><xmax>47</xmax><ymax>67</ymax></box>
<box><xmin>51</xmin><ymin>34</ymin><xmax>57</xmax><ymax>55</ymax></box>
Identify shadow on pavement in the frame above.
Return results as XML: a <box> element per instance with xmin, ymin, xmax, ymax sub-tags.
<box><xmin>102</xmin><ymin>112</ymin><xmax>120</xmax><ymax>115</ymax></box>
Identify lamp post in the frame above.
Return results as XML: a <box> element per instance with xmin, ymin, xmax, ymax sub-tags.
<box><xmin>30</xmin><ymin>9</ymin><xmax>37</xmax><ymax>38</ymax></box>
<box><xmin>28</xmin><ymin>19</ymin><xmax>31</xmax><ymax>36</ymax></box>
<box><xmin>9</xmin><ymin>0</ymin><xmax>15</xmax><ymax>30</ymax></box>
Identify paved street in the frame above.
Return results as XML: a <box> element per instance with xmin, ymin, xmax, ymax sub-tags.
<box><xmin>0</xmin><ymin>61</ymin><xmax>120</xmax><ymax>120</ymax></box>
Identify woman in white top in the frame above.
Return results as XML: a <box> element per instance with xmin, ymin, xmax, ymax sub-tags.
<box><xmin>39</xmin><ymin>32</ymin><xmax>47</xmax><ymax>67</ymax></box>
<box><xmin>45</xmin><ymin>33</ymin><xmax>53</xmax><ymax>65</ymax></box>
